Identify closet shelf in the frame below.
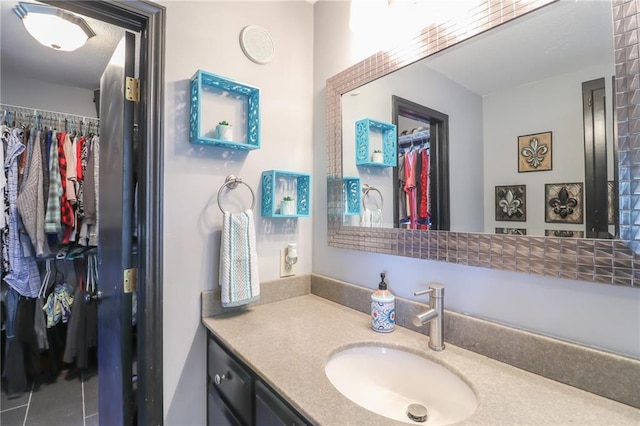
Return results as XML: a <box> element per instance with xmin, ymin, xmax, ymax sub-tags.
<box><xmin>398</xmin><ymin>129</ymin><xmax>430</xmax><ymax>146</ymax></box>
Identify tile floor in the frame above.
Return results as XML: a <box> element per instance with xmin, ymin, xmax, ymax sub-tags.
<box><xmin>0</xmin><ymin>368</ymin><xmax>98</xmax><ymax>426</ymax></box>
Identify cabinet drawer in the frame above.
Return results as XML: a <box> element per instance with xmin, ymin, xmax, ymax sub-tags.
<box><xmin>208</xmin><ymin>337</ymin><xmax>254</xmax><ymax>426</ymax></box>
<box><xmin>255</xmin><ymin>380</ymin><xmax>308</xmax><ymax>426</ymax></box>
<box><xmin>208</xmin><ymin>382</ymin><xmax>241</xmax><ymax>426</ymax></box>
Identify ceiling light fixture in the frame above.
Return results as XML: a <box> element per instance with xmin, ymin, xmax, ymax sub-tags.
<box><xmin>14</xmin><ymin>2</ymin><xmax>95</xmax><ymax>52</ymax></box>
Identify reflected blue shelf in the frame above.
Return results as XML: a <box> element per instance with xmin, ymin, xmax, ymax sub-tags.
<box><xmin>343</xmin><ymin>177</ymin><xmax>361</xmax><ymax>215</ymax></box>
<box><xmin>355</xmin><ymin>118</ymin><xmax>397</xmax><ymax>167</ymax></box>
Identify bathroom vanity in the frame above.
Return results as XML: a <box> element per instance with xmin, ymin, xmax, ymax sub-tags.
<box><xmin>202</xmin><ymin>293</ymin><xmax>640</xmax><ymax>425</ymax></box>
<box><xmin>207</xmin><ymin>330</ymin><xmax>309</xmax><ymax>425</ymax></box>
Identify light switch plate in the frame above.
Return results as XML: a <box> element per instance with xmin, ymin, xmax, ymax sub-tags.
<box><xmin>280</xmin><ymin>248</ymin><xmax>296</xmax><ymax>278</ymax></box>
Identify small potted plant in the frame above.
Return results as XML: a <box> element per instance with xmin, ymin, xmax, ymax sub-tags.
<box><xmin>216</xmin><ymin>120</ymin><xmax>233</xmax><ymax>141</ymax></box>
<box><xmin>280</xmin><ymin>196</ymin><xmax>296</xmax><ymax>215</ymax></box>
<box><xmin>371</xmin><ymin>149</ymin><xmax>383</xmax><ymax>163</ymax></box>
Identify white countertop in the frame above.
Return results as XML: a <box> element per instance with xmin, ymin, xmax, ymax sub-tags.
<box><xmin>202</xmin><ymin>294</ymin><xmax>640</xmax><ymax>425</ymax></box>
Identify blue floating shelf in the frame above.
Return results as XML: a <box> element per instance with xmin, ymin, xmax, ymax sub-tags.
<box><xmin>343</xmin><ymin>177</ymin><xmax>361</xmax><ymax>215</ymax></box>
<box><xmin>261</xmin><ymin>170</ymin><xmax>311</xmax><ymax>218</ymax></box>
<box><xmin>189</xmin><ymin>70</ymin><xmax>260</xmax><ymax>150</ymax></box>
<box><xmin>355</xmin><ymin>118</ymin><xmax>397</xmax><ymax>167</ymax></box>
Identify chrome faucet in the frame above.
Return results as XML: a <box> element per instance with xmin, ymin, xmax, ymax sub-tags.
<box><xmin>412</xmin><ymin>284</ymin><xmax>445</xmax><ymax>351</ymax></box>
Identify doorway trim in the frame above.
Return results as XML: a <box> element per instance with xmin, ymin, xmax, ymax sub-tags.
<box><xmin>40</xmin><ymin>1</ymin><xmax>165</xmax><ymax>424</ymax></box>
<box><xmin>393</xmin><ymin>95</ymin><xmax>450</xmax><ymax>230</ymax></box>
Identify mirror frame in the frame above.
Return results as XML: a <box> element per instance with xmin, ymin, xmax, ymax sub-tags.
<box><xmin>326</xmin><ymin>0</ymin><xmax>640</xmax><ymax>288</ymax></box>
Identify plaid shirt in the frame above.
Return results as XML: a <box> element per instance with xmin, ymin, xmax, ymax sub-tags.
<box><xmin>44</xmin><ymin>130</ymin><xmax>62</xmax><ymax>235</ymax></box>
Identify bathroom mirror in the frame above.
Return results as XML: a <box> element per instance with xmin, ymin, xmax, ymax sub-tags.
<box><xmin>326</xmin><ymin>0</ymin><xmax>640</xmax><ymax>287</ymax></box>
<box><xmin>341</xmin><ymin>0</ymin><xmax>615</xmax><ymax>238</ymax></box>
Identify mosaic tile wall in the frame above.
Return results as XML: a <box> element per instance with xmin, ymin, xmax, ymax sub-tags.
<box><xmin>326</xmin><ymin>0</ymin><xmax>640</xmax><ymax>287</ymax></box>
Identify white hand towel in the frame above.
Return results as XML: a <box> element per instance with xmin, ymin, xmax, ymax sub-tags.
<box><xmin>219</xmin><ymin>209</ymin><xmax>260</xmax><ymax>307</ymax></box>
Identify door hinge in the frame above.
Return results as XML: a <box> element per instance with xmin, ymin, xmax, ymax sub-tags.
<box><xmin>124</xmin><ymin>268</ymin><xmax>138</xmax><ymax>293</ymax></box>
<box><xmin>588</xmin><ymin>97</ymin><xmax>593</xmax><ymax>108</ymax></box>
<box><xmin>125</xmin><ymin>77</ymin><xmax>140</xmax><ymax>102</ymax></box>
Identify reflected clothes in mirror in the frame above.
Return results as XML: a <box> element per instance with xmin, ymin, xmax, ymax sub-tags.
<box><xmin>399</xmin><ymin>147</ymin><xmax>431</xmax><ymax>230</ymax></box>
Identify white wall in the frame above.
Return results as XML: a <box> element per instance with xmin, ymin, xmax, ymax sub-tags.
<box><xmin>483</xmin><ymin>64</ymin><xmax>615</xmax><ymax>235</ymax></box>
<box><xmin>0</xmin><ymin>69</ymin><xmax>97</xmax><ymax>117</ymax></box>
<box><xmin>161</xmin><ymin>1</ymin><xmax>313</xmax><ymax>424</ymax></box>
<box><xmin>313</xmin><ymin>1</ymin><xmax>640</xmax><ymax>359</ymax></box>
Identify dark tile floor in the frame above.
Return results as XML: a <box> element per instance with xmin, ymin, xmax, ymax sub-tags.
<box><xmin>0</xmin><ymin>368</ymin><xmax>98</xmax><ymax>426</ymax></box>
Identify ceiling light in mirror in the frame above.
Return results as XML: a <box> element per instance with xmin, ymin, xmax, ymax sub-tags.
<box><xmin>349</xmin><ymin>0</ymin><xmax>482</xmax><ymax>61</ymax></box>
<box><xmin>14</xmin><ymin>2</ymin><xmax>95</xmax><ymax>52</ymax></box>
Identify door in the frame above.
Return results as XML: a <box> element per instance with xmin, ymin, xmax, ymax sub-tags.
<box><xmin>583</xmin><ymin>78</ymin><xmax>610</xmax><ymax>238</ymax></box>
<box><xmin>97</xmin><ymin>31</ymin><xmax>137</xmax><ymax>425</ymax></box>
<box><xmin>392</xmin><ymin>95</ymin><xmax>450</xmax><ymax>230</ymax></box>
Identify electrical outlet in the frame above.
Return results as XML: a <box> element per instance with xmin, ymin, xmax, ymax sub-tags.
<box><xmin>280</xmin><ymin>248</ymin><xmax>296</xmax><ymax>277</ymax></box>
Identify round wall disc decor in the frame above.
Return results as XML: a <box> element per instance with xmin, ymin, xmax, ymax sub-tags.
<box><xmin>239</xmin><ymin>25</ymin><xmax>275</xmax><ymax>65</ymax></box>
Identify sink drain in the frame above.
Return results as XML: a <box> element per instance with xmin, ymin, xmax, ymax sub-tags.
<box><xmin>407</xmin><ymin>403</ymin><xmax>428</xmax><ymax>423</ymax></box>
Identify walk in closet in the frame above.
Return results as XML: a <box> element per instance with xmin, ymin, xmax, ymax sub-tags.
<box><xmin>0</xmin><ymin>2</ymin><xmax>134</xmax><ymax>424</ymax></box>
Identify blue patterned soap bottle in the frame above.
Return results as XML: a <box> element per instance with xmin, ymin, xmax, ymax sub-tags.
<box><xmin>371</xmin><ymin>272</ymin><xmax>395</xmax><ymax>332</ymax></box>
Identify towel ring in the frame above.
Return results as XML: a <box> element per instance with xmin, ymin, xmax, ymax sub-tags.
<box><xmin>217</xmin><ymin>175</ymin><xmax>256</xmax><ymax>213</ymax></box>
<box><xmin>362</xmin><ymin>184</ymin><xmax>384</xmax><ymax>210</ymax></box>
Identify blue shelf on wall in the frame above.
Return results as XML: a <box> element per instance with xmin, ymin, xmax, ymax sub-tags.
<box><xmin>261</xmin><ymin>170</ymin><xmax>311</xmax><ymax>218</ymax></box>
<box><xmin>355</xmin><ymin>118</ymin><xmax>397</xmax><ymax>167</ymax></box>
<box><xmin>189</xmin><ymin>69</ymin><xmax>261</xmax><ymax>150</ymax></box>
<box><xmin>343</xmin><ymin>177</ymin><xmax>361</xmax><ymax>216</ymax></box>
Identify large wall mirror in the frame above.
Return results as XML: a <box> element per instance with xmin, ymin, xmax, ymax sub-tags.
<box><xmin>327</xmin><ymin>0</ymin><xmax>640</xmax><ymax>288</ymax></box>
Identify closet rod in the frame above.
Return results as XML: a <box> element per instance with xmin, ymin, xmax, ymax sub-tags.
<box><xmin>1</xmin><ymin>103</ymin><xmax>100</xmax><ymax>129</ymax></box>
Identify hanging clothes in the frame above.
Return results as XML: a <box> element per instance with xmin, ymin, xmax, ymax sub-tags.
<box><xmin>17</xmin><ymin>128</ymin><xmax>51</xmax><ymax>257</ymax></box>
<box><xmin>80</xmin><ymin>135</ymin><xmax>99</xmax><ymax>247</ymax></box>
<box><xmin>2</xmin><ymin>125</ymin><xmax>11</xmax><ymax>273</ymax></box>
<box><xmin>419</xmin><ymin>148</ymin><xmax>431</xmax><ymax>229</ymax></box>
<box><xmin>404</xmin><ymin>149</ymin><xmax>418</xmax><ymax>230</ymax></box>
<box><xmin>1</xmin><ymin>105</ymin><xmax>101</xmax><ymax>391</ymax></box>
<box><xmin>63</xmin><ymin>258</ymin><xmax>97</xmax><ymax>369</ymax></box>
<box><xmin>2</xmin><ymin>287</ymin><xmax>41</xmax><ymax>398</ymax></box>
<box><xmin>397</xmin><ymin>151</ymin><xmax>408</xmax><ymax>226</ymax></box>
<box><xmin>3</xmin><ymin>127</ymin><xmax>40</xmax><ymax>298</ymax></box>
<box><xmin>44</xmin><ymin>130</ymin><xmax>63</xmax><ymax>238</ymax></box>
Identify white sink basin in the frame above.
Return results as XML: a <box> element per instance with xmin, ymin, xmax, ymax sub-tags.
<box><xmin>325</xmin><ymin>346</ymin><xmax>478</xmax><ymax>425</ymax></box>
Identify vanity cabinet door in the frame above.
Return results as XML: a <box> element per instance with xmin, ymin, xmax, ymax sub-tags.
<box><xmin>208</xmin><ymin>336</ymin><xmax>254</xmax><ymax>426</ymax></box>
<box><xmin>255</xmin><ymin>380</ymin><xmax>309</xmax><ymax>426</ymax></box>
<box><xmin>208</xmin><ymin>382</ymin><xmax>242</xmax><ymax>426</ymax></box>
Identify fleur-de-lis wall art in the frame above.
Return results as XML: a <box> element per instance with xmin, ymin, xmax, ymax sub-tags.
<box><xmin>545</xmin><ymin>182</ymin><xmax>583</xmax><ymax>224</ymax></box>
<box><xmin>496</xmin><ymin>227</ymin><xmax>526</xmax><ymax>235</ymax></box>
<box><xmin>608</xmin><ymin>180</ymin><xmax>616</xmax><ymax>225</ymax></box>
<box><xmin>544</xmin><ymin>229</ymin><xmax>584</xmax><ymax>238</ymax></box>
<box><xmin>495</xmin><ymin>185</ymin><xmax>526</xmax><ymax>221</ymax></box>
<box><xmin>518</xmin><ymin>131</ymin><xmax>552</xmax><ymax>172</ymax></box>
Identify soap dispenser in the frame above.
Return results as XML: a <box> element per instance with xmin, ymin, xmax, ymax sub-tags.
<box><xmin>371</xmin><ymin>272</ymin><xmax>395</xmax><ymax>332</ymax></box>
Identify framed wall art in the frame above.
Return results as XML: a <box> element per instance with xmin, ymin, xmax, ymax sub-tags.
<box><xmin>545</xmin><ymin>230</ymin><xmax>585</xmax><ymax>238</ymax></box>
<box><xmin>545</xmin><ymin>182</ymin><xmax>583</xmax><ymax>224</ymax></box>
<box><xmin>495</xmin><ymin>227</ymin><xmax>526</xmax><ymax>235</ymax></box>
<box><xmin>608</xmin><ymin>180</ymin><xmax>616</xmax><ymax>225</ymax></box>
<box><xmin>495</xmin><ymin>185</ymin><xmax>526</xmax><ymax>221</ymax></box>
<box><xmin>518</xmin><ymin>131</ymin><xmax>552</xmax><ymax>172</ymax></box>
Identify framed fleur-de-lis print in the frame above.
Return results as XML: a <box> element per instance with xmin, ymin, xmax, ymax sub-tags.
<box><xmin>495</xmin><ymin>185</ymin><xmax>526</xmax><ymax>222</ymax></box>
<box><xmin>545</xmin><ymin>182</ymin><xmax>583</xmax><ymax>224</ymax></box>
<box><xmin>518</xmin><ymin>131</ymin><xmax>552</xmax><ymax>172</ymax></box>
